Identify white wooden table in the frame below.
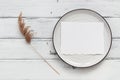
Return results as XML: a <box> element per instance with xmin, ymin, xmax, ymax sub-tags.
<box><xmin>0</xmin><ymin>0</ymin><xmax>120</xmax><ymax>79</ymax></box>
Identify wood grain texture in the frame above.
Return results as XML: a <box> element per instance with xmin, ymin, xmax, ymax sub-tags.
<box><xmin>0</xmin><ymin>0</ymin><xmax>119</xmax><ymax>17</ymax></box>
<box><xmin>0</xmin><ymin>18</ymin><xmax>120</xmax><ymax>38</ymax></box>
<box><xmin>0</xmin><ymin>60</ymin><xmax>119</xmax><ymax>80</ymax></box>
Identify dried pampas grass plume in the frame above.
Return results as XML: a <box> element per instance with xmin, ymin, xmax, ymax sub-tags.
<box><xmin>18</xmin><ymin>12</ymin><xmax>33</xmax><ymax>43</ymax></box>
<box><xmin>18</xmin><ymin>12</ymin><xmax>60</xmax><ymax>75</ymax></box>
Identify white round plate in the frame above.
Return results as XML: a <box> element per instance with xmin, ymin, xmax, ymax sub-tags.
<box><xmin>53</xmin><ymin>9</ymin><xmax>112</xmax><ymax>67</ymax></box>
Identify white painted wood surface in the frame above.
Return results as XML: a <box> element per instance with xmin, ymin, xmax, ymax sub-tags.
<box><xmin>0</xmin><ymin>0</ymin><xmax>120</xmax><ymax>79</ymax></box>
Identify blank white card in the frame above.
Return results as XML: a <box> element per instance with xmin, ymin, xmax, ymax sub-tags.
<box><xmin>61</xmin><ymin>22</ymin><xmax>104</xmax><ymax>54</ymax></box>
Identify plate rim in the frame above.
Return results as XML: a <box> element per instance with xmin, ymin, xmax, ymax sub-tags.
<box><xmin>52</xmin><ymin>8</ymin><xmax>112</xmax><ymax>68</ymax></box>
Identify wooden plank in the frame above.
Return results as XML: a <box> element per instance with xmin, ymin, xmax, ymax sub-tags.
<box><xmin>0</xmin><ymin>60</ymin><xmax>59</xmax><ymax>79</ymax></box>
<box><xmin>0</xmin><ymin>1</ymin><xmax>119</xmax><ymax>17</ymax></box>
<box><xmin>0</xmin><ymin>60</ymin><xmax>119</xmax><ymax>80</ymax></box>
<box><xmin>0</xmin><ymin>18</ymin><xmax>120</xmax><ymax>38</ymax></box>
<box><xmin>0</xmin><ymin>39</ymin><xmax>119</xmax><ymax>59</ymax></box>
<box><xmin>0</xmin><ymin>39</ymin><xmax>56</xmax><ymax>60</ymax></box>
<box><xmin>0</xmin><ymin>18</ymin><xmax>58</xmax><ymax>39</ymax></box>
